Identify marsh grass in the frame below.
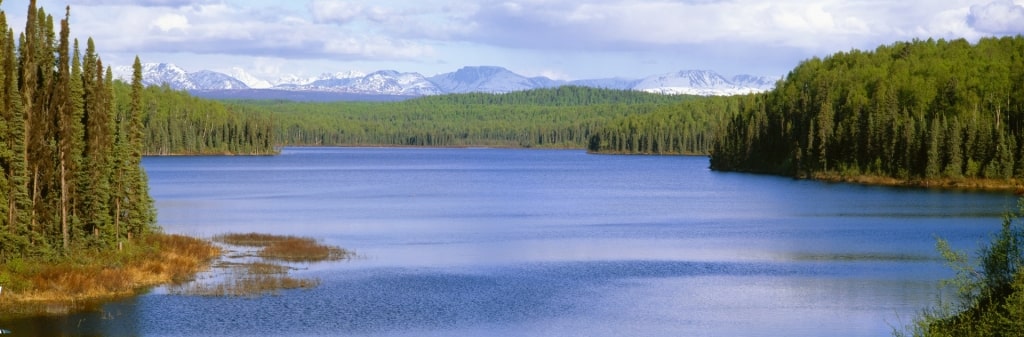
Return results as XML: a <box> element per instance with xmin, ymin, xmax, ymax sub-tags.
<box><xmin>811</xmin><ymin>172</ymin><xmax>1022</xmax><ymax>192</ymax></box>
<box><xmin>170</xmin><ymin>262</ymin><xmax>318</xmax><ymax>297</ymax></box>
<box><xmin>171</xmin><ymin>233</ymin><xmax>351</xmax><ymax>297</ymax></box>
<box><xmin>213</xmin><ymin>232</ymin><xmax>350</xmax><ymax>262</ymax></box>
<box><xmin>0</xmin><ymin>234</ymin><xmax>220</xmax><ymax>315</ymax></box>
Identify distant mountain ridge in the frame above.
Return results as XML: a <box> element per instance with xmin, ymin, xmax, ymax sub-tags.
<box><xmin>113</xmin><ymin>64</ymin><xmax>779</xmax><ymax>100</ymax></box>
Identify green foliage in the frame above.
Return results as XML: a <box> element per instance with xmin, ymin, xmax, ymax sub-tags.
<box><xmin>897</xmin><ymin>200</ymin><xmax>1024</xmax><ymax>337</ymax></box>
<box><xmin>232</xmin><ymin>86</ymin><xmax>692</xmax><ymax>149</ymax></box>
<box><xmin>587</xmin><ymin>94</ymin><xmax>750</xmax><ymax>155</ymax></box>
<box><xmin>0</xmin><ymin>1</ymin><xmax>174</xmax><ymax>261</ymax></box>
<box><xmin>132</xmin><ymin>84</ymin><xmax>275</xmax><ymax>155</ymax></box>
<box><xmin>712</xmin><ymin>37</ymin><xmax>1024</xmax><ymax>181</ymax></box>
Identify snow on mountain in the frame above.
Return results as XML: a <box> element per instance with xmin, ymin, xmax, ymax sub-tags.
<box><xmin>135</xmin><ymin>63</ymin><xmax>194</xmax><ymax>89</ymax></box>
<box><xmin>284</xmin><ymin>70</ymin><xmax>438</xmax><ymax>96</ymax></box>
<box><xmin>568</xmin><ymin>78</ymin><xmax>640</xmax><ymax>90</ymax></box>
<box><xmin>427</xmin><ymin>66</ymin><xmax>541</xmax><ymax>93</ymax></box>
<box><xmin>227</xmin><ymin>67</ymin><xmax>273</xmax><ymax>89</ymax></box>
<box><xmin>125</xmin><ymin>62</ymin><xmax>777</xmax><ymax>98</ymax></box>
<box><xmin>189</xmin><ymin>70</ymin><xmax>249</xmax><ymax>90</ymax></box>
<box><xmin>341</xmin><ymin>70</ymin><xmax>441</xmax><ymax>96</ymax></box>
<box><xmin>730</xmin><ymin>74</ymin><xmax>780</xmax><ymax>90</ymax></box>
<box><xmin>114</xmin><ymin>63</ymin><xmax>249</xmax><ymax>90</ymax></box>
<box><xmin>631</xmin><ymin>70</ymin><xmax>777</xmax><ymax>96</ymax></box>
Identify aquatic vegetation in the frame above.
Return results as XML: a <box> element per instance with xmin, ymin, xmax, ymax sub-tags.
<box><xmin>213</xmin><ymin>232</ymin><xmax>350</xmax><ymax>262</ymax></box>
<box><xmin>0</xmin><ymin>234</ymin><xmax>220</xmax><ymax>315</ymax></box>
<box><xmin>170</xmin><ymin>233</ymin><xmax>351</xmax><ymax>297</ymax></box>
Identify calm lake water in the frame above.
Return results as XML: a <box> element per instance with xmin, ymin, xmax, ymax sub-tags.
<box><xmin>3</xmin><ymin>147</ymin><xmax>1017</xmax><ymax>336</ymax></box>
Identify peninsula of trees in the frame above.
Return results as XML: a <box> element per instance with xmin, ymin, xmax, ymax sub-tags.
<box><xmin>710</xmin><ymin>36</ymin><xmax>1024</xmax><ymax>185</ymax></box>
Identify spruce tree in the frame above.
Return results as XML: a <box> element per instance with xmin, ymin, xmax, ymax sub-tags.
<box><xmin>80</xmin><ymin>40</ymin><xmax>113</xmax><ymax>245</ymax></box>
<box><xmin>125</xmin><ymin>57</ymin><xmax>155</xmax><ymax>239</ymax></box>
<box><xmin>56</xmin><ymin>6</ymin><xmax>72</xmax><ymax>251</ymax></box>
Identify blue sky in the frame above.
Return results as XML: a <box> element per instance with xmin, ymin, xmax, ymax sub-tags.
<box><xmin>5</xmin><ymin>0</ymin><xmax>1024</xmax><ymax>81</ymax></box>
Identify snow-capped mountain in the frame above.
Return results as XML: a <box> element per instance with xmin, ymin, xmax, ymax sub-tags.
<box><xmin>633</xmin><ymin>70</ymin><xmax>772</xmax><ymax>96</ymax></box>
<box><xmin>567</xmin><ymin>78</ymin><xmax>641</xmax><ymax>90</ymax></box>
<box><xmin>730</xmin><ymin>74</ymin><xmax>780</xmax><ymax>90</ymax></box>
<box><xmin>113</xmin><ymin>63</ymin><xmax>250</xmax><ymax>90</ymax></box>
<box><xmin>189</xmin><ymin>70</ymin><xmax>249</xmax><ymax>90</ymax></box>
<box><xmin>125</xmin><ymin>63</ymin><xmax>778</xmax><ymax>99</ymax></box>
<box><xmin>428</xmin><ymin>66</ymin><xmax>551</xmax><ymax>93</ymax></box>
<box><xmin>284</xmin><ymin>70</ymin><xmax>440</xmax><ymax>96</ymax></box>
<box><xmin>227</xmin><ymin>67</ymin><xmax>272</xmax><ymax>89</ymax></box>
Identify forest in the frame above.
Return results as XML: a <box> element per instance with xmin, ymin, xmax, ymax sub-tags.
<box><xmin>232</xmin><ymin>86</ymin><xmax>695</xmax><ymax>149</ymax></box>
<box><xmin>586</xmin><ymin>95</ymin><xmax>753</xmax><ymax>155</ymax></box>
<box><xmin>0</xmin><ymin>1</ymin><xmax>275</xmax><ymax>264</ymax></box>
<box><xmin>134</xmin><ymin>84</ymin><xmax>274</xmax><ymax>155</ymax></box>
<box><xmin>709</xmin><ymin>36</ymin><xmax>1024</xmax><ymax>182</ymax></box>
<box><xmin>0</xmin><ymin>2</ymin><xmax>154</xmax><ymax>260</ymax></box>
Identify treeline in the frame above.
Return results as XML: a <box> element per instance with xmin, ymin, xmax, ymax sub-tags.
<box><xmin>711</xmin><ymin>36</ymin><xmax>1024</xmax><ymax>180</ymax></box>
<box><xmin>587</xmin><ymin>95</ymin><xmax>750</xmax><ymax>155</ymax></box>
<box><xmin>134</xmin><ymin>85</ymin><xmax>274</xmax><ymax>155</ymax></box>
<box><xmin>1</xmin><ymin>1</ymin><xmax>153</xmax><ymax>260</ymax></box>
<box><xmin>236</xmin><ymin>86</ymin><xmax>696</xmax><ymax>148</ymax></box>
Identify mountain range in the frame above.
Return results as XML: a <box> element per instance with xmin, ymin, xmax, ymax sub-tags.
<box><xmin>113</xmin><ymin>64</ymin><xmax>779</xmax><ymax>101</ymax></box>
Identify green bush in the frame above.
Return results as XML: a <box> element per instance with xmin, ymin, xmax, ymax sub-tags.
<box><xmin>897</xmin><ymin>199</ymin><xmax>1024</xmax><ymax>336</ymax></box>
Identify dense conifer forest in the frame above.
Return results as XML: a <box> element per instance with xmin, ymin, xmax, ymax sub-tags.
<box><xmin>586</xmin><ymin>95</ymin><xmax>751</xmax><ymax>155</ymax></box>
<box><xmin>233</xmin><ymin>86</ymin><xmax>695</xmax><ymax>148</ymax></box>
<box><xmin>135</xmin><ymin>85</ymin><xmax>274</xmax><ymax>155</ymax></box>
<box><xmin>710</xmin><ymin>36</ymin><xmax>1024</xmax><ymax>182</ymax></box>
<box><xmin>0</xmin><ymin>1</ymin><xmax>271</xmax><ymax>265</ymax></box>
<box><xmin>0</xmin><ymin>1</ymin><xmax>157</xmax><ymax>260</ymax></box>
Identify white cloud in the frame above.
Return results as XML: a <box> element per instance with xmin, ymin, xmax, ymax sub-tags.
<box><xmin>9</xmin><ymin>0</ymin><xmax>1024</xmax><ymax>81</ymax></box>
<box><xmin>11</xmin><ymin>0</ymin><xmax>436</xmax><ymax>62</ymax></box>
<box><xmin>151</xmin><ymin>13</ymin><xmax>189</xmax><ymax>32</ymax></box>
<box><xmin>309</xmin><ymin>0</ymin><xmax>364</xmax><ymax>25</ymax></box>
<box><xmin>967</xmin><ymin>0</ymin><xmax>1024</xmax><ymax>34</ymax></box>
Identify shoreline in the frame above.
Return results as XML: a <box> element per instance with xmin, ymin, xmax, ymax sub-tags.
<box><xmin>0</xmin><ymin>232</ymin><xmax>350</xmax><ymax>318</ymax></box>
<box><xmin>809</xmin><ymin>172</ymin><xmax>1021</xmax><ymax>193</ymax></box>
<box><xmin>0</xmin><ymin>234</ymin><xmax>221</xmax><ymax>317</ymax></box>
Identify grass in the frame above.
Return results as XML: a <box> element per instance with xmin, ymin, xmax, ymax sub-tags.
<box><xmin>0</xmin><ymin>232</ymin><xmax>352</xmax><ymax>313</ymax></box>
<box><xmin>169</xmin><ymin>262</ymin><xmax>319</xmax><ymax>297</ymax></box>
<box><xmin>810</xmin><ymin>172</ymin><xmax>1022</xmax><ymax>192</ymax></box>
<box><xmin>0</xmin><ymin>234</ymin><xmax>221</xmax><ymax>316</ymax></box>
<box><xmin>213</xmin><ymin>232</ymin><xmax>351</xmax><ymax>262</ymax></box>
<box><xmin>171</xmin><ymin>233</ymin><xmax>352</xmax><ymax>297</ymax></box>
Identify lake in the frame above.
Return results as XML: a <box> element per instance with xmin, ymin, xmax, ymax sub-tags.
<box><xmin>2</xmin><ymin>147</ymin><xmax>1016</xmax><ymax>336</ymax></box>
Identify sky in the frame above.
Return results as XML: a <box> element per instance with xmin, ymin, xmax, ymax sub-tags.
<box><xmin>4</xmin><ymin>0</ymin><xmax>1024</xmax><ymax>82</ymax></box>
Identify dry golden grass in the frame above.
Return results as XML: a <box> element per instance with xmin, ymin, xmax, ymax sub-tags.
<box><xmin>167</xmin><ymin>232</ymin><xmax>351</xmax><ymax>297</ymax></box>
<box><xmin>0</xmin><ymin>234</ymin><xmax>221</xmax><ymax>315</ymax></box>
<box><xmin>169</xmin><ymin>261</ymin><xmax>319</xmax><ymax>297</ymax></box>
<box><xmin>212</xmin><ymin>232</ymin><xmax>287</xmax><ymax>247</ymax></box>
<box><xmin>260</xmin><ymin>237</ymin><xmax>349</xmax><ymax>262</ymax></box>
<box><xmin>811</xmin><ymin>172</ymin><xmax>1022</xmax><ymax>192</ymax></box>
<box><xmin>0</xmin><ymin>232</ymin><xmax>351</xmax><ymax>314</ymax></box>
<box><xmin>213</xmin><ymin>232</ymin><xmax>350</xmax><ymax>262</ymax></box>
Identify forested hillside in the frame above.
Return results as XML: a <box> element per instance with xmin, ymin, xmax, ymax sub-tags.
<box><xmin>587</xmin><ymin>95</ymin><xmax>751</xmax><ymax>155</ymax></box>
<box><xmin>711</xmin><ymin>36</ymin><xmax>1024</xmax><ymax>183</ymax></box>
<box><xmin>1</xmin><ymin>2</ymin><xmax>154</xmax><ymax>260</ymax></box>
<box><xmin>237</xmin><ymin>86</ymin><xmax>695</xmax><ymax>148</ymax></box>
<box><xmin>132</xmin><ymin>84</ymin><xmax>274</xmax><ymax>155</ymax></box>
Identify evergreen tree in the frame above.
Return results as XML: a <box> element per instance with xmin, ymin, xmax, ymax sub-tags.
<box><xmin>80</xmin><ymin>39</ymin><xmax>112</xmax><ymax>245</ymax></box>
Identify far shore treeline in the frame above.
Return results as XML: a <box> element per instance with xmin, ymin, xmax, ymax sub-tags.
<box><xmin>232</xmin><ymin>86</ymin><xmax>697</xmax><ymax>149</ymax></box>
<box><xmin>225</xmin><ymin>35</ymin><xmax>1024</xmax><ymax>188</ymax></box>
